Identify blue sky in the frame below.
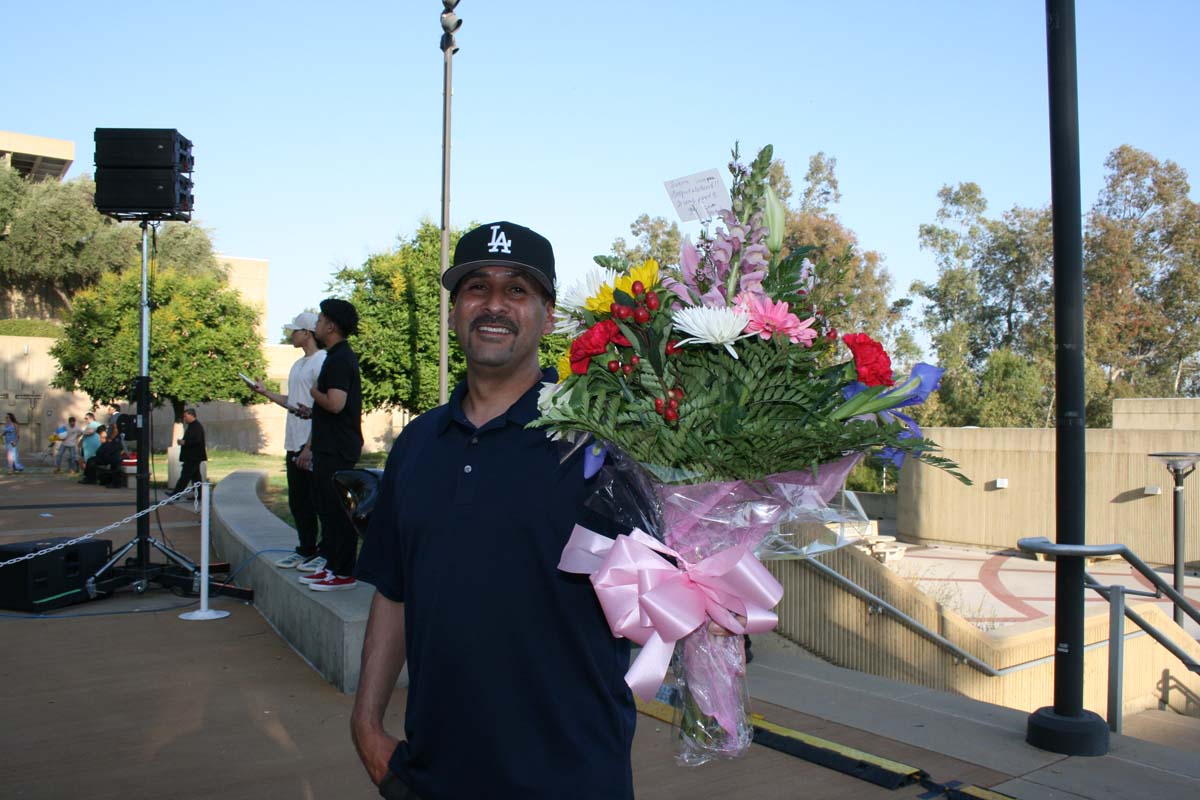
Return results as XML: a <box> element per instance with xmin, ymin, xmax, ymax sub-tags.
<box><xmin>5</xmin><ymin>1</ymin><xmax>1197</xmax><ymax>348</ymax></box>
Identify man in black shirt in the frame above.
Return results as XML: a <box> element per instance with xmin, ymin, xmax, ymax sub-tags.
<box><xmin>173</xmin><ymin>408</ymin><xmax>206</xmax><ymax>497</ymax></box>
<box><xmin>297</xmin><ymin>298</ymin><xmax>363</xmax><ymax>592</ymax></box>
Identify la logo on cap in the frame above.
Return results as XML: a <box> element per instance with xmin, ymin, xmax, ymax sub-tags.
<box><xmin>487</xmin><ymin>224</ymin><xmax>512</xmax><ymax>254</ymax></box>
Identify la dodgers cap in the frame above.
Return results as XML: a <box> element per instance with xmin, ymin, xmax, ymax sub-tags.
<box><xmin>442</xmin><ymin>221</ymin><xmax>556</xmax><ymax>297</ymax></box>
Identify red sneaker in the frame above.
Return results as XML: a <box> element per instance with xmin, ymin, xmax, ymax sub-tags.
<box><xmin>298</xmin><ymin>569</ymin><xmax>331</xmax><ymax>585</ymax></box>
<box><xmin>308</xmin><ymin>575</ymin><xmax>358</xmax><ymax>592</ymax></box>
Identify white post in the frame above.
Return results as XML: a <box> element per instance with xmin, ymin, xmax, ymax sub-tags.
<box><xmin>180</xmin><ymin>482</ymin><xmax>230</xmax><ymax>621</ymax></box>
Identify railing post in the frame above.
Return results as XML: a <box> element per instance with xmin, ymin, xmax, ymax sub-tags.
<box><xmin>1107</xmin><ymin>585</ymin><xmax>1125</xmax><ymax>734</ymax></box>
<box><xmin>180</xmin><ymin>482</ymin><xmax>229</xmax><ymax>621</ymax></box>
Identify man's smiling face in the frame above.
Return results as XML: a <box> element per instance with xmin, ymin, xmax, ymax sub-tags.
<box><xmin>450</xmin><ymin>266</ymin><xmax>554</xmax><ymax>371</ymax></box>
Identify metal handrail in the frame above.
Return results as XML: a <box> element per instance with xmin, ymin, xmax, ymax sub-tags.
<box><xmin>1017</xmin><ymin>536</ymin><xmax>1200</xmax><ymax>733</ymax></box>
<box><xmin>801</xmin><ymin>556</ymin><xmax>1146</xmax><ymax>679</ymax></box>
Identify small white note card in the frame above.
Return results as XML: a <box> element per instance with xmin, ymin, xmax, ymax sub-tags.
<box><xmin>664</xmin><ymin>169</ymin><xmax>732</xmax><ymax>222</ymax></box>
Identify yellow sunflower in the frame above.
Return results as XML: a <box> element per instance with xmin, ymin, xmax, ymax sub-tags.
<box><xmin>583</xmin><ymin>281</ymin><xmax>615</xmax><ymax>314</ymax></box>
<box><xmin>614</xmin><ymin>259</ymin><xmax>660</xmax><ymax>298</ymax></box>
<box><xmin>583</xmin><ymin>259</ymin><xmax>660</xmax><ymax>314</ymax></box>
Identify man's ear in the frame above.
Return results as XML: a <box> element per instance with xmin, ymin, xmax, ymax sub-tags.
<box><xmin>542</xmin><ymin>301</ymin><xmax>556</xmax><ymax>335</ymax></box>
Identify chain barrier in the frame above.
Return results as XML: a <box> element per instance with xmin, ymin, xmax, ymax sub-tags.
<box><xmin>0</xmin><ymin>483</ymin><xmax>202</xmax><ymax>570</ymax></box>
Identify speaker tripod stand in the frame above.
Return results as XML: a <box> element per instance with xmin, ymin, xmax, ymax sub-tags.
<box><xmin>82</xmin><ymin>218</ymin><xmax>251</xmax><ymax>603</ymax></box>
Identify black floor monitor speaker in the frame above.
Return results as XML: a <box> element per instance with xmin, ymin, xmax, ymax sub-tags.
<box><xmin>0</xmin><ymin>538</ymin><xmax>112</xmax><ymax>612</ymax></box>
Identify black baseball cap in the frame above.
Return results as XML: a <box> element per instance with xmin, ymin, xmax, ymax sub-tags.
<box><xmin>443</xmin><ymin>221</ymin><xmax>556</xmax><ymax>298</ymax></box>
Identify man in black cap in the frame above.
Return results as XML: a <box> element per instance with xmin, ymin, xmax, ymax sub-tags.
<box><xmin>351</xmin><ymin>222</ymin><xmax>636</xmax><ymax>799</ymax></box>
<box><xmin>296</xmin><ymin>298</ymin><xmax>363</xmax><ymax>592</ymax></box>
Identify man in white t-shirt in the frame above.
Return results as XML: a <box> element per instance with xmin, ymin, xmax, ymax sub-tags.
<box><xmin>56</xmin><ymin>416</ymin><xmax>83</xmax><ymax>474</ymax></box>
<box><xmin>251</xmin><ymin>311</ymin><xmax>328</xmax><ymax>570</ymax></box>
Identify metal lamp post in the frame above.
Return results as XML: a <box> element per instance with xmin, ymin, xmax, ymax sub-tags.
<box><xmin>1149</xmin><ymin>452</ymin><xmax>1200</xmax><ymax>626</ymax></box>
<box><xmin>438</xmin><ymin>0</ymin><xmax>462</xmax><ymax>405</ymax></box>
<box><xmin>1023</xmin><ymin>0</ymin><xmax>1109</xmax><ymax>757</ymax></box>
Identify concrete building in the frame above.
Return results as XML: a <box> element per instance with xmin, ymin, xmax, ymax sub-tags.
<box><xmin>0</xmin><ymin>130</ymin><xmax>74</xmax><ymax>182</ymax></box>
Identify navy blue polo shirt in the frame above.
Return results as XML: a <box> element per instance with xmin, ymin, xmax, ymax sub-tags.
<box><xmin>355</xmin><ymin>369</ymin><xmax>636</xmax><ymax>800</ymax></box>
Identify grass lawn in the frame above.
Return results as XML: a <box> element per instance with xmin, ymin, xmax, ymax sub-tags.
<box><xmin>145</xmin><ymin>448</ymin><xmax>388</xmax><ymax>529</ymax></box>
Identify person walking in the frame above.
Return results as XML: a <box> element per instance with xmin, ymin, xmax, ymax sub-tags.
<box><xmin>350</xmin><ymin>222</ymin><xmax>636</xmax><ymax>799</ymax></box>
<box><xmin>250</xmin><ymin>311</ymin><xmax>327</xmax><ymax>570</ymax></box>
<box><xmin>4</xmin><ymin>413</ymin><xmax>25</xmax><ymax>473</ymax></box>
<box><xmin>55</xmin><ymin>416</ymin><xmax>82</xmax><ymax>474</ymax></box>
<box><xmin>172</xmin><ymin>408</ymin><xmax>207</xmax><ymax>499</ymax></box>
<box><xmin>295</xmin><ymin>298</ymin><xmax>362</xmax><ymax>592</ymax></box>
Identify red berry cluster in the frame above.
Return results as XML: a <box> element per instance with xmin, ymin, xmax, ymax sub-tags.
<box><xmin>606</xmin><ymin>353</ymin><xmax>640</xmax><ymax>376</ymax></box>
<box><xmin>610</xmin><ymin>281</ymin><xmax>661</xmax><ymax>325</ymax></box>
<box><xmin>654</xmin><ymin>386</ymin><xmax>685</xmax><ymax>423</ymax></box>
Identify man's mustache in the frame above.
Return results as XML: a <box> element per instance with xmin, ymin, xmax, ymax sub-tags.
<box><xmin>471</xmin><ymin>316</ymin><xmax>517</xmax><ymax>334</ymax></box>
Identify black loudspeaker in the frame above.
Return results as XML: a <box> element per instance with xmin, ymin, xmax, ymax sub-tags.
<box><xmin>93</xmin><ymin>128</ymin><xmax>194</xmax><ymax>220</ymax></box>
<box><xmin>94</xmin><ymin>168</ymin><xmax>194</xmax><ymax>214</ymax></box>
<box><xmin>0</xmin><ymin>538</ymin><xmax>112</xmax><ymax>612</ymax></box>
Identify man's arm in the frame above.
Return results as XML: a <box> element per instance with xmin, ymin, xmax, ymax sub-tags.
<box><xmin>251</xmin><ymin>378</ymin><xmax>291</xmax><ymax>410</ymax></box>
<box><xmin>310</xmin><ymin>385</ymin><xmax>348</xmax><ymax>414</ymax></box>
<box><xmin>351</xmin><ymin>590</ymin><xmax>406</xmax><ymax>786</ymax></box>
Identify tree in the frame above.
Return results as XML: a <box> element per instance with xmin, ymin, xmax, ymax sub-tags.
<box><xmin>798</xmin><ymin>152</ymin><xmax>841</xmax><ymax>214</ymax></box>
<box><xmin>51</xmin><ymin>266</ymin><xmax>268</xmax><ymax>422</ymax></box>
<box><xmin>1084</xmin><ymin>145</ymin><xmax>1200</xmax><ymax>405</ymax></box>
<box><xmin>611</xmin><ymin>214</ymin><xmax>682</xmax><ymax>268</ymax></box>
<box><xmin>976</xmin><ymin>349</ymin><xmax>1047</xmax><ymax>428</ymax></box>
<box><xmin>0</xmin><ymin>169</ymin><xmax>223</xmax><ymax>318</ymax></box>
<box><xmin>333</xmin><ymin>220</ymin><xmax>571</xmax><ymax>415</ymax></box>
<box><xmin>913</xmin><ymin>146</ymin><xmax>1200</xmax><ymax>429</ymax></box>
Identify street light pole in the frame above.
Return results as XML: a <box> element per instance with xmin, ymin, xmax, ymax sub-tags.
<box><xmin>438</xmin><ymin>1</ymin><xmax>462</xmax><ymax>405</ymax></box>
<box><xmin>1024</xmin><ymin>0</ymin><xmax>1109</xmax><ymax>757</ymax></box>
<box><xmin>1149</xmin><ymin>452</ymin><xmax>1200</xmax><ymax>626</ymax></box>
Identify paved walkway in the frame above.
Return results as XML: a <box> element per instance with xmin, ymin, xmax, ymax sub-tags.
<box><xmin>4</xmin><ymin>468</ymin><xmax>1200</xmax><ymax>799</ymax></box>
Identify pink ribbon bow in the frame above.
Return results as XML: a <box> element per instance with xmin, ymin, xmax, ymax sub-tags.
<box><xmin>558</xmin><ymin>525</ymin><xmax>783</xmax><ymax>701</ymax></box>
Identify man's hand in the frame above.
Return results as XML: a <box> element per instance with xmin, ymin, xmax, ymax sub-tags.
<box><xmin>350</xmin><ymin>719</ymin><xmax>400</xmax><ymax>786</ymax></box>
<box><xmin>251</xmin><ymin>378</ymin><xmax>267</xmax><ymax>395</ymax></box>
<box><xmin>294</xmin><ymin>404</ymin><xmax>312</xmax><ymax>419</ymax></box>
<box><xmin>296</xmin><ymin>447</ymin><xmax>313</xmax><ymax>470</ymax></box>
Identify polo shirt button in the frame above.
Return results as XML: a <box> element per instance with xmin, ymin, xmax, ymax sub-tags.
<box><xmin>470</xmin><ymin>437</ymin><xmax>479</xmax><ymax>445</ymax></box>
<box><xmin>463</xmin><ymin>465</ymin><xmax>472</xmax><ymax>474</ymax></box>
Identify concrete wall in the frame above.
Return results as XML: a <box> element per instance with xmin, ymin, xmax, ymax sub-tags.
<box><xmin>1113</xmin><ymin>397</ymin><xmax>1200</xmax><ymax>432</ymax></box>
<box><xmin>897</xmin><ymin>426</ymin><xmax>1200</xmax><ymax>566</ymax></box>
<box><xmin>770</xmin><ymin>545</ymin><xmax>1200</xmax><ymax>720</ymax></box>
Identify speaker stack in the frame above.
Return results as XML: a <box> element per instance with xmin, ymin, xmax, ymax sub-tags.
<box><xmin>94</xmin><ymin>128</ymin><xmax>194</xmax><ymax>220</ymax></box>
<box><xmin>0</xmin><ymin>538</ymin><xmax>113</xmax><ymax>612</ymax></box>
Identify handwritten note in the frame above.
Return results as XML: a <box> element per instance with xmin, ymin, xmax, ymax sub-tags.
<box><xmin>663</xmin><ymin>169</ymin><xmax>732</xmax><ymax>222</ymax></box>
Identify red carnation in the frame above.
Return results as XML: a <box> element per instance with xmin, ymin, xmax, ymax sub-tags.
<box><xmin>570</xmin><ymin>320</ymin><xmax>632</xmax><ymax>375</ymax></box>
<box><xmin>842</xmin><ymin>333</ymin><xmax>894</xmax><ymax>387</ymax></box>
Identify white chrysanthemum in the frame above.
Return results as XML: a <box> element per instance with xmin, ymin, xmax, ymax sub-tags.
<box><xmin>673</xmin><ymin>305</ymin><xmax>753</xmax><ymax>359</ymax></box>
<box><xmin>554</xmin><ymin>267</ymin><xmax>619</xmax><ymax>335</ymax></box>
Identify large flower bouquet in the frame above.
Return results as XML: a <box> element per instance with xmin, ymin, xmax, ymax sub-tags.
<box><xmin>538</xmin><ymin>144</ymin><xmax>968</xmax><ymax>765</ymax></box>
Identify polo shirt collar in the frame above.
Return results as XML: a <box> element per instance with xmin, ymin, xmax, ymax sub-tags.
<box><xmin>437</xmin><ymin>367</ymin><xmax>558</xmax><ymax>435</ymax></box>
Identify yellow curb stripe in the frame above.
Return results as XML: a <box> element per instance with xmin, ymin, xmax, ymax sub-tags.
<box><xmin>750</xmin><ymin>713</ymin><xmax>923</xmax><ymax>778</ymax></box>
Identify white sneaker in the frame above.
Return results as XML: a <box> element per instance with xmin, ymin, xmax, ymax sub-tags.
<box><xmin>274</xmin><ymin>552</ymin><xmax>306</xmax><ymax>569</ymax></box>
<box><xmin>296</xmin><ymin>556</ymin><xmax>327</xmax><ymax>573</ymax></box>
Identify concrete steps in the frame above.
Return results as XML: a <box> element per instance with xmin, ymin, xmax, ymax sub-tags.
<box><xmin>1123</xmin><ymin>708</ymin><xmax>1200</xmax><ymax>754</ymax></box>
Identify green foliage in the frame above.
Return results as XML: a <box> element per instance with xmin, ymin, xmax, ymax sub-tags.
<box><xmin>331</xmin><ymin>221</ymin><xmax>464</xmax><ymax>414</ymax></box>
<box><xmin>0</xmin><ymin>168</ymin><xmax>223</xmax><ymax>317</ymax></box>
<box><xmin>332</xmin><ymin>221</ymin><xmax>464</xmax><ymax>414</ymax></box>
<box><xmin>534</xmin><ymin>333</ymin><xmax>966</xmax><ymax>485</ymax></box>
<box><xmin>50</xmin><ymin>267</ymin><xmax>268</xmax><ymax>420</ymax></box>
<box><xmin>0</xmin><ymin>318</ymin><xmax>63</xmax><ymax>338</ymax></box>
<box><xmin>611</xmin><ymin>214</ymin><xmax>682</xmax><ymax>268</ymax></box>
<box><xmin>915</xmin><ymin>145</ymin><xmax>1200</xmax><ymax>428</ymax></box>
